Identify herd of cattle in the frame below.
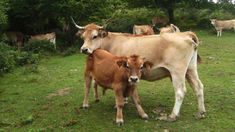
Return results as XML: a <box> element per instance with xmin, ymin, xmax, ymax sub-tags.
<box><xmin>4</xmin><ymin>18</ymin><xmax>235</xmax><ymax>125</ymax></box>
<box><xmin>4</xmin><ymin>18</ymin><xmax>235</xmax><ymax>50</ymax></box>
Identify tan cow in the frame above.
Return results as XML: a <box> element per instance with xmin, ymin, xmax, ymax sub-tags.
<box><xmin>133</xmin><ymin>25</ymin><xmax>155</xmax><ymax>35</ymax></box>
<box><xmin>72</xmin><ymin>20</ymin><xmax>205</xmax><ymax>121</ymax></box>
<box><xmin>159</xmin><ymin>24</ymin><xmax>180</xmax><ymax>34</ymax></box>
<box><xmin>210</xmin><ymin>19</ymin><xmax>235</xmax><ymax>37</ymax></box>
<box><xmin>6</xmin><ymin>31</ymin><xmax>24</xmax><ymax>49</ymax></box>
<box><xmin>84</xmin><ymin>49</ymin><xmax>152</xmax><ymax>125</ymax></box>
<box><xmin>29</xmin><ymin>32</ymin><xmax>56</xmax><ymax>48</ymax></box>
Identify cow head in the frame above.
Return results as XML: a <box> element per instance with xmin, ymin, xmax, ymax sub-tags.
<box><xmin>116</xmin><ymin>55</ymin><xmax>153</xmax><ymax>84</ymax></box>
<box><xmin>210</xmin><ymin>19</ymin><xmax>216</xmax><ymax>25</ymax></box>
<box><xmin>71</xmin><ymin>17</ymin><xmax>108</xmax><ymax>54</ymax></box>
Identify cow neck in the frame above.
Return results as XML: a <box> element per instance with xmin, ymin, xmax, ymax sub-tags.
<box><xmin>100</xmin><ymin>32</ymin><xmax>114</xmax><ymax>52</ymax></box>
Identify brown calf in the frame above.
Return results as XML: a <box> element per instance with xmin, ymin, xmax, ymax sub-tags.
<box><xmin>83</xmin><ymin>49</ymin><xmax>152</xmax><ymax>125</ymax></box>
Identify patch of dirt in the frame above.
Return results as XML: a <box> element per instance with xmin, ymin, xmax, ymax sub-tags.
<box><xmin>74</xmin><ymin>107</ymin><xmax>80</xmax><ymax>115</ymax></box>
<box><xmin>62</xmin><ymin>119</ymin><xmax>78</xmax><ymax>127</ymax></box>
<box><xmin>46</xmin><ymin>88</ymin><xmax>71</xmax><ymax>99</ymax></box>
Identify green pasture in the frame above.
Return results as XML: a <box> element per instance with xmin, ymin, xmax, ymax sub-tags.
<box><xmin>1</xmin><ymin>30</ymin><xmax>235</xmax><ymax>131</ymax></box>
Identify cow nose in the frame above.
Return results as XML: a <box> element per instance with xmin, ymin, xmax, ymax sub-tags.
<box><xmin>81</xmin><ymin>48</ymin><xmax>88</xmax><ymax>54</ymax></box>
<box><xmin>130</xmin><ymin>76</ymin><xmax>139</xmax><ymax>83</ymax></box>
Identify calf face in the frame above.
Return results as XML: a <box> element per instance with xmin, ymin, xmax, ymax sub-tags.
<box><xmin>117</xmin><ymin>55</ymin><xmax>153</xmax><ymax>84</ymax></box>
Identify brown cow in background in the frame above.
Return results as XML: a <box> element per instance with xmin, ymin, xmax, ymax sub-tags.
<box><xmin>5</xmin><ymin>31</ymin><xmax>24</xmax><ymax>49</ymax></box>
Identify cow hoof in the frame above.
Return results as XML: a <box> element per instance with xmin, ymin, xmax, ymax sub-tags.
<box><xmin>82</xmin><ymin>104</ymin><xmax>89</xmax><ymax>109</ymax></box>
<box><xmin>116</xmin><ymin>119</ymin><xmax>124</xmax><ymax>126</ymax></box>
<box><xmin>124</xmin><ymin>98</ymin><xmax>128</xmax><ymax>104</ymax></box>
<box><xmin>195</xmin><ymin>112</ymin><xmax>206</xmax><ymax>119</ymax></box>
<box><xmin>165</xmin><ymin>116</ymin><xmax>177</xmax><ymax>122</ymax></box>
<box><xmin>141</xmin><ymin>113</ymin><xmax>149</xmax><ymax>119</ymax></box>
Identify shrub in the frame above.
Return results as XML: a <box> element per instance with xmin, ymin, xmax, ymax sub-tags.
<box><xmin>23</xmin><ymin>40</ymin><xmax>56</xmax><ymax>55</ymax></box>
<box><xmin>107</xmin><ymin>8</ymin><xmax>165</xmax><ymax>33</ymax></box>
<box><xmin>0</xmin><ymin>43</ymin><xmax>16</xmax><ymax>74</ymax></box>
<box><xmin>0</xmin><ymin>42</ymin><xmax>40</xmax><ymax>75</ymax></box>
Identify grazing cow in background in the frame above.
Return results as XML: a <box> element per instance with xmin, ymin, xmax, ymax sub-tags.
<box><xmin>29</xmin><ymin>32</ymin><xmax>56</xmax><ymax>48</ymax></box>
<box><xmin>210</xmin><ymin>19</ymin><xmax>235</xmax><ymax>37</ymax></box>
<box><xmin>159</xmin><ymin>24</ymin><xmax>180</xmax><ymax>34</ymax></box>
<box><xmin>84</xmin><ymin>49</ymin><xmax>152</xmax><ymax>125</ymax></box>
<box><xmin>5</xmin><ymin>31</ymin><xmax>24</xmax><ymax>49</ymax></box>
<box><xmin>133</xmin><ymin>25</ymin><xmax>155</xmax><ymax>35</ymax></box>
<box><xmin>71</xmin><ymin>18</ymin><xmax>205</xmax><ymax>122</ymax></box>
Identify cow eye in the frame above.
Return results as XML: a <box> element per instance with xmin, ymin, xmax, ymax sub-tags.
<box><xmin>92</xmin><ymin>35</ymin><xmax>98</xmax><ymax>39</ymax></box>
<box><xmin>125</xmin><ymin>63</ymin><xmax>129</xmax><ymax>69</ymax></box>
<box><xmin>140</xmin><ymin>65</ymin><xmax>144</xmax><ymax>70</ymax></box>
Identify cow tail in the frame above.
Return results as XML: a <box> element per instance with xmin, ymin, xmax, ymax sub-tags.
<box><xmin>185</xmin><ymin>31</ymin><xmax>202</xmax><ymax>63</ymax></box>
<box><xmin>185</xmin><ymin>31</ymin><xmax>199</xmax><ymax>47</ymax></box>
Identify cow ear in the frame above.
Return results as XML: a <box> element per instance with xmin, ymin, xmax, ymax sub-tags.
<box><xmin>116</xmin><ymin>58</ymin><xmax>127</xmax><ymax>68</ymax></box>
<box><xmin>99</xmin><ymin>29</ymin><xmax>108</xmax><ymax>38</ymax></box>
<box><xmin>76</xmin><ymin>29</ymin><xmax>84</xmax><ymax>37</ymax></box>
<box><xmin>143</xmin><ymin>61</ymin><xmax>153</xmax><ymax>69</ymax></box>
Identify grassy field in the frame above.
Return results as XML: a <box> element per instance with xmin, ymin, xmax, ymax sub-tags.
<box><xmin>1</xmin><ymin>30</ymin><xmax>235</xmax><ymax>131</ymax></box>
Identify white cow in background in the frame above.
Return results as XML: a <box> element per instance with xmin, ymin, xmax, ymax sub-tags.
<box><xmin>210</xmin><ymin>19</ymin><xmax>235</xmax><ymax>37</ymax></box>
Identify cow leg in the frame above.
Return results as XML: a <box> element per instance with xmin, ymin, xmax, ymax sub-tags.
<box><xmin>114</xmin><ymin>89</ymin><xmax>124</xmax><ymax>126</ymax></box>
<box><xmin>186</xmin><ymin>69</ymin><xmax>206</xmax><ymax>119</ymax></box>
<box><xmin>93</xmin><ymin>81</ymin><xmax>100</xmax><ymax>102</ymax></box>
<box><xmin>83</xmin><ymin>74</ymin><xmax>92</xmax><ymax>108</ymax></box>
<box><xmin>220</xmin><ymin>30</ymin><xmax>222</xmax><ymax>37</ymax></box>
<box><xmin>132</xmin><ymin>88</ymin><xmax>148</xmax><ymax>119</ymax></box>
<box><xmin>217</xmin><ymin>30</ymin><xmax>219</xmax><ymax>37</ymax></box>
<box><xmin>124</xmin><ymin>97</ymin><xmax>128</xmax><ymax>104</ymax></box>
<box><xmin>165</xmin><ymin>71</ymin><xmax>186</xmax><ymax>122</ymax></box>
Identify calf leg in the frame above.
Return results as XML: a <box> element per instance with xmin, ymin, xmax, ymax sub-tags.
<box><xmin>186</xmin><ymin>69</ymin><xmax>206</xmax><ymax>119</ymax></box>
<box><xmin>83</xmin><ymin>74</ymin><xmax>92</xmax><ymax>108</ymax></box>
<box><xmin>93</xmin><ymin>81</ymin><xmax>100</xmax><ymax>102</ymax></box>
<box><xmin>132</xmin><ymin>88</ymin><xmax>148</xmax><ymax>119</ymax></box>
<box><xmin>114</xmin><ymin>89</ymin><xmax>124</xmax><ymax>126</ymax></box>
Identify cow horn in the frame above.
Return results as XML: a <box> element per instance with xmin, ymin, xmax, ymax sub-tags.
<box><xmin>70</xmin><ymin>16</ymin><xmax>85</xmax><ymax>29</ymax></box>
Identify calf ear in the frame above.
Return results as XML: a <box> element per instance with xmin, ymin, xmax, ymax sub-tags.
<box><xmin>143</xmin><ymin>61</ymin><xmax>153</xmax><ymax>69</ymax></box>
<box><xmin>98</xmin><ymin>29</ymin><xmax>108</xmax><ymax>38</ymax></box>
<box><xmin>116</xmin><ymin>58</ymin><xmax>127</xmax><ymax>68</ymax></box>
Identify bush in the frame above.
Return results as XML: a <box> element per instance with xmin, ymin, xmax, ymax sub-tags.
<box><xmin>23</xmin><ymin>40</ymin><xmax>56</xmax><ymax>55</ymax></box>
<box><xmin>0</xmin><ymin>43</ymin><xmax>16</xmax><ymax>74</ymax></box>
<box><xmin>0</xmin><ymin>42</ymin><xmax>40</xmax><ymax>75</ymax></box>
<box><xmin>107</xmin><ymin>8</ymin><xmax>165</xmax><ymax>33</ymax></box>
<box><xmin>14</xmin><ymin>51</ymin><xmax>39</xmax><ymax>66</ymax></box>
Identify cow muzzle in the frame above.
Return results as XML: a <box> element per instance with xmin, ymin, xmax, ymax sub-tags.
<box><xmin>129</xmin><ymin>76</ymin><xmax>139</xmax><ymax>83</ymax></box>
<box><xmin>81</xmin><ymin>47</ymin><xmax>92</xmax><ymax>54</ymax></box>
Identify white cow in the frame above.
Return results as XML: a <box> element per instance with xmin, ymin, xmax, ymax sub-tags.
<box><xmin>210</xmin><ymin>19</ymin><xmax>235</xmax><ymax>37</ymax></box>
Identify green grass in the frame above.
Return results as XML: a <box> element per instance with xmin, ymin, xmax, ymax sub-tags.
<box><xmin>1</xmin><ymin>30</ymin><xmax>235</xmax><ymax>131</ymax></box>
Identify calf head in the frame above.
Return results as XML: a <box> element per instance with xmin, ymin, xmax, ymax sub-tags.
<box><xmin>71</xmin><ymin>18</ymin><xmax>108</xmax><ymax>54</ymax></box>
<box><xmin>116</xmin><ymin>55</ymin><xmax>153</xmax><ymax>84</ymax></box>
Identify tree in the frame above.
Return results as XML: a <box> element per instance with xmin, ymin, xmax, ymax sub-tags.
<box><xmin>0</xmin><ymin>0</ymin><xmax>9</xmax><ymax>34</ymax></box>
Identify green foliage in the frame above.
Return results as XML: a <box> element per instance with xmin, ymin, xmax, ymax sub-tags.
<box><xmin>175</xmin><ymin>8</ymin><xmax>235</xmax><ymax>29</ymax></box>
<box><xmin>0</xmin><ymin>0</ymin><xmax>9</xmax><ymax>33</ymax></box>
<box><xmin>23</xmin><ymin>41</ymin><xmax>56</xmax><ymax>55</ymax></box>
<box><xmin>0</xmin><ymin>43</ymin><xmax>16</xmax><ymax>74</ymax></box>
<box><xmin>107</xmin><ymin>8</ymin><xmax>164</xmax><ymax>33</ymax></box>
<box><xmin>0</xmin><ymin>42</ymin><xmax>40</xmax><ymax>75</ymax></box>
